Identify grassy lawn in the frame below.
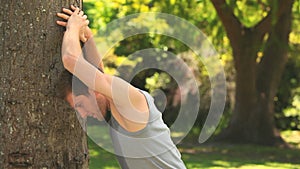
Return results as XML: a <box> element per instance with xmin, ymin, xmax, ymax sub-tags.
<box><xmin>88</xmin><ymin>130</ymin><xmax>300</xmax><ymax>169</ymax></box>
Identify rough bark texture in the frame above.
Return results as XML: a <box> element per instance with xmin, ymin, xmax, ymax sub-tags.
<box><xmin>0</xmin><ymin>1</ymin><xmax>89</xmax><ymax>168</ymax></box>
<box><xmin>211</xmin><ymin>0</ymin><xmax>295</xmax><ymax>146</ymax></box>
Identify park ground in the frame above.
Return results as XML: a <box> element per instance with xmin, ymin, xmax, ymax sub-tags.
<box><xmin>87</xmin><ymin>130</ymin><xmax>300</xmax><ymax>169</ymax></box>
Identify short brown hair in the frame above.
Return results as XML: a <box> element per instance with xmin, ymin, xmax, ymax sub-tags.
<box><xmin>56</xmin><ymin>70</ymin><xmax>89</xmax><ymax>99</ymax></box>
<box><xmin>56</xmin><ymin>68</ymin><xmax>104</xmax><ymax>99</ymax></box>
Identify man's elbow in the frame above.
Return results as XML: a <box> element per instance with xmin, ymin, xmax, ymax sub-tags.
<box><xmin>62</xmin><ymin>54</ymin><xmax>75</xmax><ymax>73</ymax></box>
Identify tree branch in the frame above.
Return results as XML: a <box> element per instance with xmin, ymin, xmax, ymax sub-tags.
<box><xmin>255</xmin><ymin>0</ymin><xmax>294</xmax><ymax>39</ymax></box>
<box><xmin>210</xmin><ymin>0</ymin><xmax>243</xmax><ymax>48</ymax></box>
<box><xmin>256</xmin><ymin>0</ymin><xmax>294</xmax><ymax>95</ymax></box>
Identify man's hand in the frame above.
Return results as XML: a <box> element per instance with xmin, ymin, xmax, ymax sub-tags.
<box><xmin>56</xmin><ymin>5</ymin><xmax>92</xmax><ymax>42</ymax></box>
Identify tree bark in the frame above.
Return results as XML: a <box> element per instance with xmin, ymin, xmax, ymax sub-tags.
<box><xmin>0</xmin><ymin>1</ymin><xmax>89</xmax><ymax>168</ymax></box>
<box><xmin>211</xmin><ymin>0</ymin><xmax>295</xmax><ymax>146</ymax></box>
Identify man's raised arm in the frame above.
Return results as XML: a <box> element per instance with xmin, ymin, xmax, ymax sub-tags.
<box><xmin>57</xmin><ymin>5</ymin><xmax>104</xmax><ymax>70</ymax></box>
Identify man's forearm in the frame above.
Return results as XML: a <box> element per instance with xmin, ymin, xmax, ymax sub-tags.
<box><xmin>61</xmin><ymin>30</ymin><xmax>82</xmax><ymax>72</ymax></box>
<box><xmin>83</xmin><ymin>36</ymin><xmax>103</xmax><ymax>69</ymax></box>
<box><xmin>61</xmin><ymin>29</ymin><xmax>102</xmax><ymax>91</ymax></box>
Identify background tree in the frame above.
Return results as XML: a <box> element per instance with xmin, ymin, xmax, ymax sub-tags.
<box><xmin>0</xmin><ymin>1</ymin><xmax>89</xmax><ymax>168</ymax></box>
<box><xmin>211</xmin><ymin>0</ymin><xmax>296</xmax><ymax>145</ymax></box>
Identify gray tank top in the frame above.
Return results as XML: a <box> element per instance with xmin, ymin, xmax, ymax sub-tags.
<box><xmin>109</xmin><ymin>90</ymin><xmax>187</xmax><ymax>169</ymax></box>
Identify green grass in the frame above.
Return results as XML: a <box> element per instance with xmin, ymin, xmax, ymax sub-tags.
<box><xmin>88</xmin><ymin>131</ymin><xmax>300</xmax><ymax>169</ymax></box>
<box><xmin>180</xmin><ymin>144</ymin><xmax>300</xmax><ymax>169</ymax></box>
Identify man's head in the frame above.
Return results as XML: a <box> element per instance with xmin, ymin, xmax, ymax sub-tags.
<box><xmin>56</xmin><ymin>70</ymin><xmax>108</xmax><ymax>120</ymax></box>
<box><xmin>57</xmin><ymin>70</ymin><xmax>89</xmax><ymax>98</ymax></box>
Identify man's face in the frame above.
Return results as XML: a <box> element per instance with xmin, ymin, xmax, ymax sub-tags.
<box><xmin>66</xmin><ymin>90</ymin><xmax>107</xmax><ymax>120</ymax></box>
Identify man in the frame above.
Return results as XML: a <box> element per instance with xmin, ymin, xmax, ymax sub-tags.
<box><xmin>56</xmin><ymin>6</ymin><xmax>186</xmax><ymax>169</ymax></box>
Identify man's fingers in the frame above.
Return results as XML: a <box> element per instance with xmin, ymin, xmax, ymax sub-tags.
<box><xmin>57</xmin><ymin>6</ymin><xmax>87</xmax><ymax>29</ymax></box>
<box><xmin>78</xmin><ymin>10</ymin><xmax>84</xmax><ymax>16</ymax></box>
<box><xmin>56</xmin><ymin>20</ymin><xmax>67</xmax><ymax>27</ymax></box>
<box><xmin>62</xmin><ymin>7</ymin><xmax>73</xmax><ymax>15</ymax></box>
<box><xmin>61</xmin><ymin>6</ymin><xmax>85</xmax><ymax>18</ymax></box>
<box><xmin>57</xmin><ymin>12</ymin><xmax>70</xmax><ymax>20</ymax></box>
<box><xmin>85</xmin><ymin>20</ymin><xmax>90</xmax><ymax>26</ymax></box>
<box><xmin>73</xmin><ymin>7</ymin><xmax>80</xmax><ymax>15</ymax></box>
<box><xmin>71</xmin><ymin>5</ymin><xmax>77</xmax><ymax>11</ymax></box>
<box><xmin>70</xmin><ymin>5</ymin><xmax>84</xmax><ymax>16</ymax></box>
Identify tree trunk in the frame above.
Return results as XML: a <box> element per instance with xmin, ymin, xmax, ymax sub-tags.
<box><xmin>0</xmin><ymin>1</ymin><xmax>89</xmax><ymax>168</ymax></box>
<box><xmin>211</xmin><ymin>0</ymin><xmax>294</xmax><ymax>146</ymax></box>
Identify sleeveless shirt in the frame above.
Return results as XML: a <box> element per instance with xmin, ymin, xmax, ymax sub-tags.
<box><xmin>109</xmin><ymin>90</ymin><xmax>187</xmax><ymax>169</ymax></box>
